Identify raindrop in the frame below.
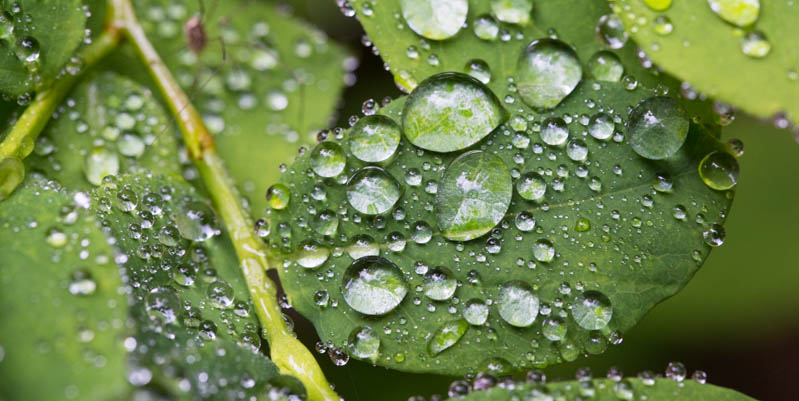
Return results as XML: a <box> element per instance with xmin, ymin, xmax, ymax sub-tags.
<box><xmin>68</xmin><ymin>269</ymin><xmax>97</xmax><ymax>296</ymax></box>
<box><xmin>491</xmin><ymin>0</ymin><xmax>533</xmax><ymax>25</ymax></box>
<box><xmin>627</xmin><ymin>96</ymin><xmax>690</xmax><ymax>160</ymax></box>
<box><xmin>588</xmin><ymin>112</ymin><xmax>615</xmax><ymax>140</ymax></box>
<box><xmin>424</xmin><ymin>266</ymin><xmax>457</xmax><ymax>301</ymax></box>
<box><xmin>517</xmin><ymin>39</ymin><xmax>582</xmax><ymax>109</ymax></box>
<box><xmin>542</xmin><ymin>317</ymin><xmax>568</xmax><ymax>341</ymax></box>
<box><xmin>175</xmin><ymin>201</ymin><xmax>217</xmax><ymax>242</ymax></box>
<box><xmin>348</xmin><ymin>115</ymin><xmax>401</xmax><ymax>163</ymax></box>
<box><xmin>703</xmin><ymin>223</ymin><xmax>726</xmax><ymax>247</ymax></box>
<box><xmin>402</xmin><ymin>72</ymin><xmax>507</xmax><ymax>153</ymax></box>
<box><xmin>588</xmin><ymin>51</ymin><xmax>624</xmax><ymax>82</ymax></box>
<box><xmin>572</xmin><ymin>291</ymin><xmax>613</xmax><ymax>330</ymax></box>
<box><xmin>463</xmin><ymin>299</ymin><xmax>489</xmax><ymax>325</ymax></box>
<box><xmin>399</xmin><ymin>0</ymin><xmax>468</xmax><ymax>40</ymax></box>
<box><xmin>342</xmin><ymin>256</ymin><xmax>409</xmax><ymax>315</ymax></box>
<box><xmin>464</xmin><ymin>59</ymin><xmax>492</xmax><ymax>84</ymax></box>
<box><xmin>347</xmin><ymin>167</ymin><xmax>402</xmax><ymax>215</ymax></box>
<box><xmin>310</xmin><ymin>141</ymin><xmax>346</xmax><ymax>178</ymax></box>
<box><xmin>266</xmin><ymin>184</ymin><xmax>291</xmax><ymax>210</ymax></box>
<box><xmin>428</xmin><ymin>319</ymin><xmax>468</xmax><ymax>356</ymax></box>
<box><xmin>473</xmin><ymin>14</ymin><xmax>499</xmax><ymax>41</ymax></box>
<box><xmin>665</xmin><ymin>361</ymin><xmax>687</xmax><ymax>382</ymax></box>
<box><xmin>296</xmin><ymin>241</ymin><xmax>330</xmax><ymax>268</ymax></box>
<box><xmin>540</xmin><ymin>117</ymin><xmax>570</xmax><ymax>146</ymax></box>
<box><xmin>497</xmin><ymin>281</ymin><xmax>539</xmax><ymax>327</ymax></box>
<box><xmin>207</xmin><ymin>281</ymin><xmax>234</xmax><ymax>308</ymax></box>
<box><xmin>348</xmin><ymin>326</ymin><xmax>380</xmax><ymax>361</ymax></box>
<box><xmin>698</xmin><ymin>151</ymin><xmax>739</xmax><ymax>190</ymax></box>
<box><xmin>435</xmin><ymin>151</ymin><xmax>512</xmax><ymax>241</ymax></box>
<box><xmin>85</xmin><ymin>148</ymin><xmax>119</xmax><ymax>186</ymax></box>
<box><xmin>653</xmin><ymin>16</ymin><xmax>674</xmax><ymax>35</ymax></box>
<box><xmin>644</xmin><ymin>0</ymin><xmax>672</xmax><ymax>11</ymax></box>
<box><xmin>533</xmin><ymin>239</ymin><xmax>555</xmax><ymax>263</ymax></box>
<box><xmin>707</xmin><ymin>0</ymin><xmax>759</xmax><ymax>27</ymax></box>
<box><xmin>517</xmin><ymin>172</ymin><xmax>547</xmax><ymax>201</ymax></box>
<box><xmin>596</xmin><ymin>14</ymin><xmax>628</xmax><ymax>49</ymax></box>
<box><xmin>741</xmin><ymin>31</ymin><xmax>770</xmax><ymax>58</ymax></box>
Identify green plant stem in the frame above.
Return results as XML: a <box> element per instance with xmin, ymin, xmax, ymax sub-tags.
<box><xmin>0</xmin><ymin>29</ymin><xmax>120</xmax><ymax>163</ymax></box>
<box><xmin>110</xmin><ymin>1</ymin><xmax>339</xmax><ymax>400</ymax></box>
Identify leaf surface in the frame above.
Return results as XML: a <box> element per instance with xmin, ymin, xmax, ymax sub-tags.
<box><xmin>610</xmin><ymin>0</ymin><xmax>799</xmax><ymax>125</ymax></box>
<box><xmin>129</xmin><ymin>0</ymin><xmax>352</xmax><ymax>215</ymax></box>
<box><xmin>448</xmin><ymin>378</ymin><xmax>756</xmax><ymax>401</ymax></box>
<box><xmin>0</xmin><ymin>177</ymin><xmax>129</xmax><ymax>401</ymax></box>
<box><xmin>0</xmin><ymin>0</ymin><xmax>87</xmax><ymax>97</ymax></box>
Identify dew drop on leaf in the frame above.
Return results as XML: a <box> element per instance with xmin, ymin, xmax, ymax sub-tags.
<box><xmin>463</xmin><ymin>299</ymin><xmax>489</xmax><ymax>325</ymax></box>
<box><xmin>707</xmin><ymin>0</ymin><xmax>760</xmax><ymax>27</ymax></box>
<box><xmin>497</xmin><ymin>281</ymin><xmax>540</xmax><ymax>328</ymax></box>
<box><xmin>399</xmin><ymin>0</ymin><xmax>468</xmax><ymax>40</ymax></box>
<box><xmin>540</xmin><ymin>117</ymin><xmax>570</xmax><ymax>146</ymax></box>
<box><xmin>435</xmin><ymin>151</ymin><xmax>513</xmax><ymax>241</ymax></box>
<box><xmin>517</xmin><ymin>172</ymin><xmax>547</xmax><ymax>201</ymax></box>
<box><xmin>542</xmin><ymin>317</ymin><xmax>568</xmax><ymax>341</ymax></box>
<box><xmin>428</xmin><ymin>319</ymin><xmax>469</xmax><ymax>356</ymax></box>
<box><xmin>348</xmin><ymin>326</ymin><xmax>381</xmax><ymax>361</ymax></box>
<box><xmin>266</xmin><ymin>184</ymin><xmax>291</xmax><ymax>210</ymax></box>
<box><xmin>68</xmin><ymin>269</ymin><xmax>97</xmax><ymax>296</ymax></box>
<box><xmin>698</xmin><ymin>151</ymin><xmax>739</xmax><ymax>190</ymax></box>
<box><xmin>490</xmin><ymin>0</ymin><xmax>533</xmax><ymax>25</ymax></box>
<box><xmin>175</xmin><ymin>201</ymin><xmax>217</xmax><ymax>242</ymax></box>
<box><xmin>627</xmin><ymin>96</ymin><xmax>690</xmax><ymax>160</ymax></box>
<box><xmin>464</xmin><ymin>59</ymin><xmax>492</xmax><ymax>84</ymax></box>
<box><xmin>402</xmin><ymin>73</ymin><xmax>507</xmax><ymax>153</ymax></box>
<box><xmin>740</xmin><ymin>31</ymin><xmax>771</xmax><ymax>58</ymax></box>
<box><xmin>473</xmin><ymin>14</ymin><xmax>499</xmax><ymax>41</ymax></box>
<box><xmin>587</xmin><ymin>51</ymin><xmax>624</xmax><ymax>82</ymax></box>
<box><xmin>423</xmin><ymin>266</ymin><xmax>457</xmax><ymax>301</ymax></box>
<box><xmin>644</xmin><ymin>0</ymin><xmax>672</xmax><ymax>11</ymax></box>
<box><xmin>296</xmin><ymin>241</ymin><xmax>330</xmax><ymax>268</ymax></box>
<box><xmin>310</xmin><ymin>141</ymin><xmax>347</xmax><ymax>178</ymax></box>
<box><xmin>588</xmin><ymin>112</ymin><xmax>615</xmax><ymax>140</ymax></box>
<box><xmin>342</xmin><ymin>256</ymin><xmax>409</xmax><ymax>315</ymax></box>
<box><xmin>517</xmin><ymin>39</ymin><xmax>582</xmax><ymax>109</ymax></box>
<box><xmin>348</xmin><ymin>115</ymin><xmax>401</xmax><ymax>163</ymax></box>
<box><xmin>703</xmin><ymin>223</ymin><xmax>726</xmax><ymax>247</ymax></box>
<box><xmin>533</xmin><ymin>239</ymin><xmax>555</xmax><ymax>262</ymax></box>
<box><xmin>572</xmin><ymin>290</ymin><xmax>613</xmax><ymax>330</ymax></box>
<box><xmin>596</xmin><ymin>14</ymin><xmax>628</xmax><ymax>49</ymax></box>
<box><xmin>346</xmin><ymin>166</ymin><xmax>402</xmax><ymax>215</ymax></box>
<box><xmin>85</xmin><ymin>147</ymin><xmax>119</xmax><ymax>186</ymax></box>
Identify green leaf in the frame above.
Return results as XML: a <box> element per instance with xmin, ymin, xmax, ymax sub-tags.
<box><xmin>24</xmin><ymin>71</ymin><xmax>182</xmax><ymax>189</ymax></box>
<box><xmin>0</xmin><ymin>177</ymin><xmax>129</xmax><ymax>401</ymax></box>
<box><xmin>447</xmin><ymin>378</ymin><xmax>756</xmax><ymax>401</ymax></box>
<box><xmin>128</xmin><ymin>0</ymin><xmax>352</xmax><ymax>215</ymax></box>
<box><xmin>268</xmin><ymin>74</ymin><xmax>735</xmax><ymax>375</ymax></box>
<box><xmin>91</xmin><ymin>173</ymin><xmax>289</xmax><ymax>400</ymax></box>
<box><xmin>0</xmin><ymin>0</ymin><xmax>88</xmax><ymax>97</ymax></box>
<box><xmin>609</xmin><ymin>0</ymin><xmax>799</xmax><ymax>125</ymax></box>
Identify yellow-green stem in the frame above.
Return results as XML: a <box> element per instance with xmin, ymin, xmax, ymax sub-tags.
<box><xmin>0</xmin><ymin>29</ymin><xmax>120</xmax><ymax>163</ymax></box>
<box><xmin>110</xmin><ymin>1</ymin><xmax>338</xmax><ymax>400</ymax></box>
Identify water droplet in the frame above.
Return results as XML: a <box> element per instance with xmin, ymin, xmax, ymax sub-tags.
<box><xmin>653</xmin><ymin>16</ymin><xmax>674</xmax><ymax>35</ymax></box>
<box><xmin>517</xmin><ymin>172</ymin><xmax>547</xmax><ymax>201</ymax></box>
<box><xmin>207</xmin><ymin>281</ymin><xmax>234</xmax><ymax>308</ymax></box>
<box><xmin>463</xmin><ymin>299</ymin><xmax>489</xmax><ymax>325</ymax></box>
<box><xmin>68</xmin><ymin>269</ymin><xmax>97</xmax><ymax>296</ymax></box>
<box><xmin>348</xmin><ymin>115</ymin><xmax>401</xmax><ymax>162</ymax></box>
<box><xmin>698</xmin><ymin>151</ymin><xmax>739</xmax><ymax>190</ymax></box>
<box><xmin>348</xmin><ymin>234</ymin><xmax>379</xmax><ymax>259</ymax></box>
<box><xmin>542</xmin><ymin>317</ymin><xmax>568</xmax><ymax>341</ymax></box>
<box><xmin>491</xmin><ymin>0</ymin><xmax>533</xmax><ymax>25</ymax></box>
<box><xmin>428</xmin><ymin>319</ymin><xmax>468</xmax><ymax>356</ymax></box>
<box><xmin>464</xmin><ymin>59</ymin><xmax>492</xmax><ymax>84</ymax></box>
<box><xmin>703</xmin><ymin>223</ymin><xmax>726</xmax><ymax>247</ymax></box>
<box><xmin>707</xmin><ymin>0</ymin><xmax>759</xmax><ymax>27</ymax></box>
<box><xmin>436</xmin><ymin>151</ymin><xmax>512</xmax><ymax>241</ymax></box>
<box><xmin>85</xmin><ymin>147</ymin><xmax>119</xmax><ymax>186</ymax></box>
<box><xmin>400</xmin><ymin>0</ymin><xmax>468</xmax><ymax>40</ymax></box>
<box><xmin>145</xmin><ymin>288</ymin><xmax>180</xmax><ymax>324</ymax></box>
<box><xmin>566</xmin><ymin>139</ymin><xmax>589</xmax><ymax>161</ymax></box>
<box><xmin>17</xmin><ymin>36</ymin><xmax>40</xmax><ymax>63</ymax></box>
<box><xmin>266</xmin><ymin>184</ymin><xmax>291</xmax><ymax>210</ymax></box>
<box><xmin>572</xmin><ymin>290</ymin><xmax>613</xmax><ymax>330</ymax></box>
<box><xmin>348</xmin><ymin>326</ymin><xmax>380</xmax><ymax>361</ymax></box>
<box><xmin>296</xmin><ymin>241</ymin><xmax>330</xmax><ymax>268</ymax></box>
<box><xmin>424</xmin><ymin>266</ymin><xmax>457</xmax><ymax>301</ymax></box>
<box><xmin>175</xmin><ymin>201</ymin><xmax>217</xmax><ymax>242</ymax></box>
<box><xmin>497</xmin><ymin>281</ymin><xmax>539</xmax><ymax>327</ymax></box>
<box><xmin>402</xmin><ymin>72</ymin><xmax>507</xmax><ymax>152</ymax></box>
<box><xmin>517</xmin><ymin>39</ymin><xmax>582</xmax><ymax>109</ymax></box>
<box><xmin>118</xmin><ymin>134</ymin><xmax>145</xmax><ymax>158</ymax></box>
<box><xmin>596</xmin><ymin>14</ymin><xmax>628</xmax><ymax>49</ymax></box>
<box><xmin>665</xmin><ymin>361</ymin><xmax>687</xmax><ymax>381</ymax></box>
<box><xmin>644</xmin><ymin>0</ymin><xmax>672</xmax><ymax>11</ymax></box>
<box><xmin>342</xmin><ymin>256</ymin><xmax>409</xmax><ymax>315</ymax></box>
<box><xmin>473</xmin><ymin>14</ymin><xmax>499</xmax><ymax>41</ymax></box>
<box><xmin>312</xmin><ymin>210</ymin><xmax>339</xmax><ymax>236</ymax></box>
<box><xmin>628</xmin><ymin>96</ymin><xmax>690</xmax><ymax>160</ymax></box>
<box><xmin>540</xmin><ymin>117</ymin><xmax>570</xmax><ymax>146</ymax></box>
<box><xmin>533</xmin><ymin>239</ymin><xmax>555</xmax><ymax>262</ymax></box>
<box><xmin>741</xmin><ymin>31</ymin><xmax>770</xmax><ymax>58</ymax></box>
<box><xmin>588</xmin><ymin>51</ymin><xmax>624</xmax><ymax>82</ymax></box>
<box><xmin>310</xmin><ymin>142</ymin><xmax>346</xmax><ymax>178</ymax></box>
<box><xmin>515</xmin><ymin>211</ymin><xmax>536</xmax><ymax>231</ymax></box>
<box><xmin>589</xmin><ymin>112</ymin><xmax>615</xmax><ymax>140</ymax></box>
<box><xmin>346</xmin><ymin>167</ymin><xmax>402</xmax><ymax>215</ymax></box>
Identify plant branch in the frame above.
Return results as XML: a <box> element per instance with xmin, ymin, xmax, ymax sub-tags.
<box><xmin>110</xmin><ymin>1</ymin><xmax>339</xmax><ymax>400</ymax></box>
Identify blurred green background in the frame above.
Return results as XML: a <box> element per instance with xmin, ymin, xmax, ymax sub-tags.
<box><xmin>281</xmin><ymin>2</ymin><xmax>799</xmax><ymax>400</ymax></box>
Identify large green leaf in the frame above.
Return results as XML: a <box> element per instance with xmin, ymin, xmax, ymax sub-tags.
<box><xmin>128</xmin><ymin>0</ymin><xmax>352</xmax><ymax>216</ymax></box>
<box><xmin>609</xmin><ymin>0</ymin><xmax>799</xmax><ymax>125</ymax></box>
<box><xmin>446</xmin><ymin>377</ymin><xmax>755</xmax><ymax>401</ymax></box>
<box><xmin>25</xmin><ymin>71</ymin><xmax>182</xmax><ymax>189</ymax></box>
<box><xmin>0</xmin><ymin>0</ymin><xmax>87</xmax><ymax>98</ymax></box>
<box><xmin>268</xmin><ymin>75</ymin><xmax>735</xmax><ymax>375</ymax></box>
<box><xmin>91</xmin><ymin>173</ymin><xmax>292</xmax><ymax>400</ymax></box>
<box><xmin>0</xmin><ymin>176</ymin><xmax>129</xmax><ymax>401</ymax></box>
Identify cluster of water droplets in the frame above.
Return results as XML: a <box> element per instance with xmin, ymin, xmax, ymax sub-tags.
<box><xmin>0</xmin><ymin>1</ymin><xmax>41</xmax><ymax>102</ymax></box>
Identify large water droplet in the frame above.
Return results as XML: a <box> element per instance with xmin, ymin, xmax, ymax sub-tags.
<box><xmin>698</xmin><ymin>151</ymin><xmax>739</xmax><ymax>190</ymax></box>
<box><xmin>342</xmin><ymin>256</ymin><xmax>409</xmax><ymax>315</ymax></box>
<box><xmin>400</xmin><ymin>0</ymin><xmax>468</xmax><ymax>40</ymax></box>
<box><xmin>627</xmin><ymin>97</ymin><xmax>689</xmax><ymax>160</ymax></box>
<box><xmin>429</xmin><ymin>319</ymin><xmax>468</xmax><ymax>356</ymax></box>
<box><xmin>424</xmin><ymin>266</ymin><xmax>457</xmax><ymax>301</ymax></box>
<box><xmin>517</xmin><ymin>39</ymin><xmax>582</xmax><ymax>109</ymax></box>
<box><xmin>349</xmin><ymin>115</ymin><xmax>401</xmax><ymax>162</ymax></box>
<box><xmin>436</xmin><ymin>151</ymin><xmax>512</xmax><ymax>241</ymax></box>
<box><xmin>572</xmin><ymin>290</ymin><xmax>613</xmax><ymax>330</ymax></box>
<box><xmin>348</xmin><ymin>326</ymin><xmax>380</xmax><ymax>361</ymax></box>
<box><xmin>491</xmin><ymin>0</ymin><xmax>533</xmax><ymax>25</ymax></box>
<box><xmin>588</xmin><ymin>51</ymin><xmax>624</xmax><ymax>82</ymax></box>
<box><xmin>497</xmin><ymin>281</ymin><xmax>539</xmax><ymax>327</ymax></box>
<box><xmin>346</xmin><ymin>167</ymin><xmax>402</xmax><ymax>215</ymax></box>
<box><xmin>402</xmin><ymin>73</ymin><xmax>507</xmax><ymax>153</ymax></box>
<box><xmin>707</xmin><ymin>0</ymin><xmax>759</xmax><ymax>27</ymax></box>
<box><xmin>310</xmin><ymin>141</ymin><xmax>346</xmax><ymax>178</ymax></box>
